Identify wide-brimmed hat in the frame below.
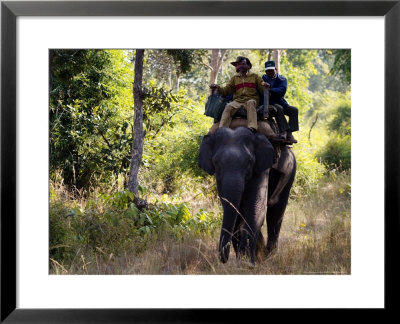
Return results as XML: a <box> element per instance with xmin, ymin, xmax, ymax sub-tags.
<box><xmin>230</xmin><ymin>56</ymin><xmax>252</xmax><ymax>69</ymax></box>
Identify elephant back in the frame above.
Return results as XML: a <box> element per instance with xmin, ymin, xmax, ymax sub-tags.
<box><xmin>207</xmin><ymin>119</ymin><xmax>284</xmax><ymax>164</ymax></box>
<box><xmin>208</xmin><ymin>119</ymin><xmax>276</xmax><ymax>139</ymax></box>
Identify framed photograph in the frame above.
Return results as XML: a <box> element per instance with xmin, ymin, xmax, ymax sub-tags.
<box><xmin>1</xmin><ymin>0</ymin><xmax>399</xmax><ymax>322</ymax></box>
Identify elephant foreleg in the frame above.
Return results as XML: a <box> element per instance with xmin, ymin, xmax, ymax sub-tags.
<box><xmin>232</xmin><ymin>214</ymin><xmax>243</xmax><ymax>257</ymax></box>
<box><xmin>256</xmin><ymin>230</ymin><xmax>265</xmax><ymax>262</ymax></box>
<box><xmin>240</xmin><ymin>174</ymin><xmax>269</xmax><ymax>264</ymax></box>
<box><xmin>219</xmin><ymin>217</ymin><xmax>236</xmax><ymax>263</ymax></box>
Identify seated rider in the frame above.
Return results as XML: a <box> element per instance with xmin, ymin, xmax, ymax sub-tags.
<box><xmin>210</xmin><ymin>56</ymin><xmax>268</xmax><ymax>133</ymax></box>
<box><xmin>262</xmin><ymin>61</ymin><xmax>298</xmax><ymax>144</ymax></box>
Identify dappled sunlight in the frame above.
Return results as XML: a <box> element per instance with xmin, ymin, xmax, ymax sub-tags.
<box><xmin>49</xmin><ymin>49</ymin><xmax>350</xmax><ymax>275</ymax></box>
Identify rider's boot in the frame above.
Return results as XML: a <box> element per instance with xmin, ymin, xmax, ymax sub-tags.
<box><xmin>286</xmin><ymin>131</ymin><xmax>298</xmax><ymax>144</ymax></box>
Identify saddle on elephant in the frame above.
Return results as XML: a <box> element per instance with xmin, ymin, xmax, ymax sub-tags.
<box><xmin>207</xmin><ymin>104</ymin><xmax>286</xmax><ymax>144</ymax></box>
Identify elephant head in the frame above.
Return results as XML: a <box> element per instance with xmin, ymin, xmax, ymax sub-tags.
<box><xmin>198</xmin><ymin>127</ymin><xmax>275</xmax><ymax>264</ymax></box>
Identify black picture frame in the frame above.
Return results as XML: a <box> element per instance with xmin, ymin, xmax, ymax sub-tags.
<box><xmin>1</xmin><ymin>0</ymin><xmax>399</xmax><ymax>322</ymax></box>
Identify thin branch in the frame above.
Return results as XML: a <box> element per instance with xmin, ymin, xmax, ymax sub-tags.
<box><xmin>308</xmin><ymin>113</ymin><xmax>319</xmax><ymax>145</ymax></box>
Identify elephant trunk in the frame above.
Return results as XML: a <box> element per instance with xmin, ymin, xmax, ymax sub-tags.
<box><xmin>218</xmin><ymin>175</ymin><xmax>245</xmax><ymax>263</ymax></box>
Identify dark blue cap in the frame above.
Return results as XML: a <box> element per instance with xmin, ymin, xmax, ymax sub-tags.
<box><xmin>265</xmin><ymin>61</ymin><xmax>276</xmax><ymax>70</ymax></box>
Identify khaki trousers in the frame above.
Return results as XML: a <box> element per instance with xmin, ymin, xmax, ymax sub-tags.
<box><xmin>219</xmin><ymin>99</ymin><xmax>258</xmax><ymax>130</ymax></box>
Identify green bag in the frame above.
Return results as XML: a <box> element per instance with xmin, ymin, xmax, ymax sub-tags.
<box><xmin>204</xmin><ymin>94</ymin><xmax>227</xmax><ymax>122</ymax></box>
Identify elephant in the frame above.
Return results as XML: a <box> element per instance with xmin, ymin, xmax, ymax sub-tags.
<box><xmin>198</xmin><ymin>125</ymin><xmax>296</xmax><ymax>265</ymax></box>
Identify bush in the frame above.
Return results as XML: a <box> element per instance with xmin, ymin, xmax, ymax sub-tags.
<box><xmin>49</xmin><ymin>189</ymin><xmax>220</xmax><ymax>268</ymax></box>
<box><xmin>49</xmin><ymin>201</ymin><xmax>76</xmax><ymax>263</ymax></box>
<box><xmin>292</xmin><ymin>148</ymin><xmax>325</xmax><ymax>198</ymax></box>
<box><xmin>317</xmin><ymin>135</ymin><xmax>351</xmax><ymax>171</ymax></box>
<box><xmin>290</xmin><ymin>127</ymin><xmax>326</xmax><ymax>198</ymax></box>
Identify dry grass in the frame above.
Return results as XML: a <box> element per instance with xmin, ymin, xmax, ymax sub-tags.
<box><xmin>50</xmin><ymin>173</ymin><xmax>350</xmax><ymax>275</ymax></box>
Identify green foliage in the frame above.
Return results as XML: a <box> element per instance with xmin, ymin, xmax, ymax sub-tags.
<box><xmin>48</xmin><ymin>48</ymin><xmax>352</xmax><ymax>192</ymax></box>
<box><xmin>49</xmin><ymin>192</ymin><xmax>220</xmax><ymax>266</ymax></box>
<box><xmin>285</xmin><ymin>50</ymin><xmax>319</xmax><ymax>71</ymax></box>
<box><xmin>142</xmin><ymin>82</ymin><xmax>184</xmax><ymax>135</ymax></box>
<box><xmin>329</xmin><ymin>50</ymin><xmax>351</xmax><ymax>85</ymax></box>
<box><xmin>49</xmin><ymin>49</ymin><xmax>211</xmax><ymax>191</ymax></box>
<box><xmin>49</xmin><ymin>201</ymin><xmax>74</xmax><ymax>262</ymax></box>
<box><xmin>279</xmin><ymin>50</ymin><xmax>318</xmax><ymax>121</ymax></box>
<box><xmin>316</xmin><ymin>96</ymin><xmax>351</xmax><ymax>171</ymax></box>
<box><xmin>50</xmin><ymin>49</ymin><xmax>133</xmax><ymax>188</ymax></box>
<box><xmin>328</xmin><ymin>101</ymin><xmax>351</xmax><ymax>136</ymax></box>
<box><xmin>308</xmin><ymin>50</ymin><xmax>349</xmax><ymax>93</ymax></box>
<box><xmin>49</xmin><ymin>49</ymin><xmax>352</xmax><ymax>272</ymax></box>
<box><xmin>317</xmin><ymin>135</ymin><xmax>351</xmax><ymax>171</ymax></box>
<box><xmin>141</xmin><ymin>89</ymin><xmax>212</xmax><ymax>194</ymax></box>
<box><xmin>100</xmin><ymin>190</ymin><xmax>135</xmax><ymax>209</ymax></box>
<box><xmin>165</xmin><ymin>49</ymin><xmax>206</xmax><ymax>74</ymax></box>
<box><xmin>293</xmin><ymin>153</ymin><xmax>325</xmax><ymax>197</ymax></box>
<box><xmin>143</xmin><ymin>50</ymin><xmax>208</xmax><ymax>94</ymax></box>
<box><xmin>291</xmin><ymin>129</ymin><xmax>326</xmax><ymax>197</ymax></box>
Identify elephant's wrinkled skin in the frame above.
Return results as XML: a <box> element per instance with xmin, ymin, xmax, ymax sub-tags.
<box><xmin>198</xmin><ymin>126</ymin><xmax>296</xmax><ymax>264</ymax></box>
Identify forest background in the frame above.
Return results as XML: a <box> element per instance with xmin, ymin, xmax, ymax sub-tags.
<box><xmin>49</xmin><ymin>49</ymin><xmax>351</xmax><ymax>274</ymax></box>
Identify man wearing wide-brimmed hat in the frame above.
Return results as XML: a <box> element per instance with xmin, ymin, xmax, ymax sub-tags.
<box><xmin>210</xmin><ymin>56</ymin><xmax>268</xmax><ymax>133</ymax></box>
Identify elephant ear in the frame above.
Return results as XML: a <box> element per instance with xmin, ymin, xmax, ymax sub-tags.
<box><xmin>254</xmin><ymin>134</ymin><xmax>275</xmax><ymax>174</ymax></box>
<box><xmin>198</xmin><ymin>134</ymin><xmax>215</xmax><ymax>175</ymax></box>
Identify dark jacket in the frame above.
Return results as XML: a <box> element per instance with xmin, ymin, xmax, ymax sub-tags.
<box><xmin>262</xmin><ymin>73</ymin><xmax>289</xmax><ymax>107</ymax></box>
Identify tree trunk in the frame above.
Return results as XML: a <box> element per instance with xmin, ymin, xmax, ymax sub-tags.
<box><xmin>272</xmin><ymin>49</ymin><xmax>281</xmax><ymax>72</ymax></box>
<box><xmin>176</xmin><ymin>72</ymin><xmax>180</xmax><ymax>91</ymax></box>
<box><xmin>128</xmin><ymin>49</ymin><xmax>145</xmax><ymax>196</ymax></box>
<box><xmin>209</xmin><ymin>49</ymin><xmax>228</xmax><ymax>85</ymax></box>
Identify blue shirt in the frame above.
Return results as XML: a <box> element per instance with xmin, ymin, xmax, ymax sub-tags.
<box><xmin>262</xmin><ymin>73</ymin><xmax>289</xmax><ymax>107</ymax></box>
